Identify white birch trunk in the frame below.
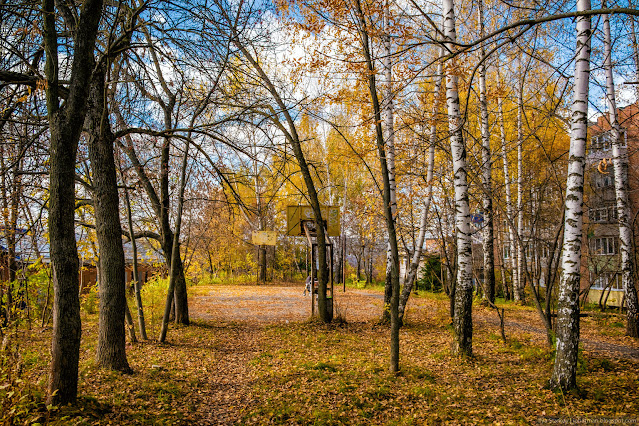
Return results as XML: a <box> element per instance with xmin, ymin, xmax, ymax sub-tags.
<box><xmin>443</xmin><ymin>0</ymin><xmax>473</xmax><ymax>357</ymax></box>
<box><xmin>499</xmin><ymin>96</ymin><xmax>516</xmax><ymax>300</ymax></box>
<box><xmin>383</xmin><ymin>4</ymin><xmax>396</xmax><ymax>219</ymax></box>
<box><xmin>478</xmin><ymin>0</ymin><xmax>495</xmax><ymax>303</ymax></box>
<box><xmin>515</xmin><ymin>71</ymin><xmax>525</xmax><ymax>302</ymax></box>
<box><xmin>603</xmin><ymin>11</ymin><xmax>639</xmax><ymax>337</ymax></box>
<box><xmin>398</xmin><ymin>47</ymin><xmax>444</xmax><ymax>321</ymax></box>
<box><xmin>322</xmin><ymin>126</ymin><xmax>334</xmax><ymax>204</ymax></box>
<box><xmin>383</xmin><ymin>0</ymin><xmax>398</xmax><ymax>319</ymax></box>
<box><xmin>550</xmin><ymin>0</ymin><xmax>591</xmax><ymax>391</ymax></box>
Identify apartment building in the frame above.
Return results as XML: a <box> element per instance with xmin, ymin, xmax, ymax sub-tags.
<box><xmin>584</xmin><ymin>103</ymin><xmax>639</xmax><ymax>308</ymax></box>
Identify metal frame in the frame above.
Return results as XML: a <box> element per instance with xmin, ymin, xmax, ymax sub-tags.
<box><xmin>303</xmin><ymin>221</ymin><xmax>334</xmax><ymax>318</ymax></box>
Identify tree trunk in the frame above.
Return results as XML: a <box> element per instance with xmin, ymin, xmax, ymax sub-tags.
<box><xmin>117</xmin><ymin>128</ymin><xmax>190</xmax><ymax>326</ymax></box>
<box><xmin>515</xmin><ymin>64</ymin><xmax>526</xmax><ymax>303</ymax></box>
<box><xmin>443</xmin><ymin>0</ymin><xmax>473</xmax><ymax>357</ymax></box>
<box><xmin>124</xmin><ymin>303</ymin><xmax>137</xmax><ymax>343</ymax></box>
<box><xmin>398</xmin><ymin>47</ymin><xmax>442</xmax><ymax>322</ymax></box>
<box><xmin>121</xmin><ymin>167</ymin><xmax>148</xmax><ymax>340</ymax></box>
<box><xmin>336</xmin><ymin>238</ymin><xmax>344</xmax><ymax>285</ymax></box>
<box><xmin>222</xmin><ymin>16</ymin><xmax>332</xmax><ymax>322</ymax></box>
<box><xmin>603</xmin><ymin>10</ymin><xmax>639</xmax><ymax>338</ymax></box>
<box><xmin>43</xmin><ymin>0</ymin><xmax>105</xmax><ymax>405</ymax></box>
<box><xmin>0</xmin><ymin>135</ymin><xmax>24</xmax><ymax>323</ymax></box>
<box><xmin>87</xmin><ymin>64</ymin><xmax>131</xmax><ymax>373</ymax></box>
<box><xmin>498</xmin><ymin>95</ymin><xmax>516</xmax><ymax>301</ymax></box>
<box><xmin>160</xmin><ymin>171</ymin><xmax>189</xmax><ymax>325</ymax></box>
<box><xmin>139</xmin><ymin>28</ymin><xmax>190</xmax><ymax>326</ymax></box>
<box><xmin>354</xmin><ymin>0</ymin><xmax>400</xmax><ymax>372</ymax></box>
<box><xmin>550</xmin><ymin>0</ymin><xmax>591</xmax><ymax>392</ymax></box>
<box><xmin>382</xmin><ymin>1</ymin><xmax>398</xmax><ymax>324</ymax></box>
<box><xmin>478</xmin><ymin>0</ymin><xmax>495</xmax><ymax>304</ymax></box>
<box><xmin>254</xmin><ymin>165</ymin><xmax>268</xmax><ymax>283</ymax></box>
<box><xmin>159</xmin><ymin>119</ymin><xmax>192</xmax><ymax>341</ymax></box>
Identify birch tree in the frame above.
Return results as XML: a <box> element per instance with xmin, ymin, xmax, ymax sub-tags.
<box><xmin>498</xmin><ymin>94</ymin><xmax>515</xmax><ymax>301</ymax></box>
<box><xmin>398</xmin><ymin>48</ymin><xmax>443</xmax><ymax>322</ymax></box>
<box><xmin>631</xmin><ymin>3</ymin><xmax>639</xmax><ymax>99</ymax></box>
<box><xmin>515</xmin><ymin>63</ymin><xmax>526</xmax><ymax>303</ymax></box>
<box><xmin>381</xmin><ymin>0</ymin><xmax>399</xmax><ymax>324</ymax></box>
<box><xmin>602</xmin><ymin>10</ymin><xmax>639</xmax><ymax>338</ymax></box>
<box><xmin>478</xmin><ymin>0</ymin><xmax>495</xmax><ymax>304</ymax></box>
<box><xmin>443</xmin><ymin>0</ymin><xmax>473</xmax><ymax>357</ymax></box>
<box><xmin>550</xmin><ymin>0</ymin><xmax>591</xmax><ymax>391</ymax></box>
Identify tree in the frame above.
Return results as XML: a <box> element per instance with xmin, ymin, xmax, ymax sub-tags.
<box><xmin>352</xmin><ymin>0</ymin><xmax>401</xmax><ymax>371</ymax></box>
<box><xmin>41</xmin><ymin>0</ymin><xmax>106</xmax><ymax>405</ymax></box>
<box><xmin>515</xmin><ymin>58</ymin><xmax>526</xmax><ymax>303</ymax></box>
<box><xmin>82</xmin><ymin>2</ymin><xmax>145</xmax><ymax>372</ymax></box>
<box><xmin>498</xmin><ymin>89</ymin><xmax>516</xmax><ymax>301</ymax></box>
<box><xmin>477</xmin><ymin>0</ymin><xmax>496</xmax><ymax>304</ymax></box>
<box><xmin>602</xmin><ymin>8</ymin><xmax>639</xmax><ymax>338</ymax></box>
<box><xmin>207</xmin><ymin>0</ymin><xmax>333</xmax><ymax>322</ymax></box>
<box><xmin>398</xmin><ymin>47</ymin><xmax>442</xmax><ymax>322</ymax></box>
<box><xmin>443</xmin><ymin>0</ymin><xmax>473</xmax><ymax>357</ymax></box>
<box><xmin>380</xmin><ymin>0</ymin><xmax>399</xmax><ymax>325</ymax></box>
<box><xmin>120</xmin><ymin>162</ymin><xmax>148</xmax><ymax>340</ymax></box>
<box><xmin>118</xmin><ymin>28</ymin><xmax>190</xmax><ymax>325</ymax></box>
<box><xmin>86</xmin><ymin>61</ymin><xmax>132</xmax><ymax>372</ymax></box>
<box><xmin>549</xmin><ymin>0</ymin><xmax>592</xmax><ymax>392</ymax></box>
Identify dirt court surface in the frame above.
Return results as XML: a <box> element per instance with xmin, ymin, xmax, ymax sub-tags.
<box><xmin>189</xmin><ymin>283</ymin><xmax>639</xmax><ymax>360</ymax></box>
<box><xmin>190</xmin><ymin>284</ymin><xmax>385</xmax><ymax>324</ymax></box>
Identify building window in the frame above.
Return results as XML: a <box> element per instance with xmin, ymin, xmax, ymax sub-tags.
<box><xmin>594</xmin><ymin>173</ymin><xmax>614</xmax><ymax>188</ymax></box>
<box><xmin>590</xmin><ymin>236</ymin><xmax>618</xmax><ymax>255</ymax></box>
<box><xmin>590</xmin><ymin>129</ymin><xmax>627</xmax><ymax>153</ymax></box>
<box><xmin>588</xmin><ymin>205</ymin><xmax>618</xmax><ymax>223</ymax></box>
<box><xmin>589</xmin><ymin>207</ymin><xmax>608</xmax><ymax>223</ymax></box>
<box><xmin>503</xmin><ymin>246</ymin><xmax>510</xmax><ymax>260</ymax></box>
<box><xmin>592</xmin><ymin>272</ymin><xmax>623</xmax><ymax>291</ymax></box>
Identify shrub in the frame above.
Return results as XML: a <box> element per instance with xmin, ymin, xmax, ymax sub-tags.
<box><xmin>415</xmin><ymin>256</ymin><xmax>443</xmax><ymax>292</ymax></box>
<box><xmin>80</xmin><ymin>284</ymin><xmax>99</xmax><ymax>315</ymax></box>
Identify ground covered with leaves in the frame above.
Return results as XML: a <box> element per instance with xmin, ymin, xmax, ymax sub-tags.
<box><xmin>4</xmin><ymin>283</ymin><xmax>639</xmax><ymax>424</ymax></box>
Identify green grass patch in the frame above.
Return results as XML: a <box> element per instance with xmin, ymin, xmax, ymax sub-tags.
<box><xmin>303</xmin><ymin>361</ymin><xmax>338</xmax><ymax>372</ymax></box>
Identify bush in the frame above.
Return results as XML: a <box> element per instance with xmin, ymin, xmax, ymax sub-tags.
<box><xmin>415</xmin><ymin>256</ymin><xmax>443</xmax><ymax>292</ymax></box>
<box><xmin>80</xmin><ymin>284</ymin><xmax>99</xmax><ymax>315</ymax></box>
<box><xmin>141</xmin><ymin>275</ymin><xmax>170</xmax><ymax>336</ymax></box>
<box><xmin>0</xmin><ymin>260</ymin><xmax>53</xmax><ymax>329</ymax></box>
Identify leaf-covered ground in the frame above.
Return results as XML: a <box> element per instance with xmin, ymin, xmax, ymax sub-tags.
<box><xmin>6</xmin><ymin>283</ymin><xmax>639</xmax><ymax>424</ymax></box>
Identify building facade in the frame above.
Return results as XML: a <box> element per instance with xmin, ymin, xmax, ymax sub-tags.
<box><xmin>584</xmin><ymin>103</ymin><xmax>639</xmax><ymax>308</ymax></box>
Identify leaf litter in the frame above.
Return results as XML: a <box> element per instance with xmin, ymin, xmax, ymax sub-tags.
<box><xmin>7</xmin><ymin>283</ymin><xmax>639</xmax><ymax>424</ymax></box>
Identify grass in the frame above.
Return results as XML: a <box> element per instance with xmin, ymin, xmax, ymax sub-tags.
<box><xmin>2</xmin><ymin>284</ymin><xmax>638</xmax><ymax>424</ymax></box>
<box><xmin>238</xmin><ymin>320</ymin><xmax>638</xmax><ymax>424</ymax></box>
<box><xmin>345</xmin><ymin>278</ymin><xmax>386</xmax><ymax>291</ymax></box>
